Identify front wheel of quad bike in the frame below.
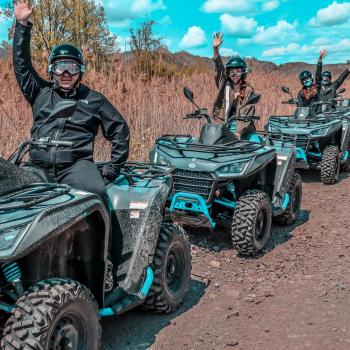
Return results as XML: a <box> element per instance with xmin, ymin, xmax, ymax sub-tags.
<box><xmin>231</xmin><ymin>190</ymin><xmax>272</xmax><ymax>256</ymax></box>
<box><xmin>143</xmin><ymin>223</ymin><xmax>191</xmax><ymax>313</ymax></box>
<box><xmin>1</xmin><ymin>279</ymin><xmax>100</xmax><ymax>350</ymax></box>
<box><xmin>321</xmin><ymin>145</ymin><xmax>340</xmax><ymax>184</ymax></box>
<box><xmin>274</xmin><ymin>172</ymin><xmax>302</xmax><ymax>226</ymax></box>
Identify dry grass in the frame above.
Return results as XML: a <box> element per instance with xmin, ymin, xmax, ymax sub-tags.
<box><xmin>1</xmin><ymin>56</ymin><xmax>350</xmax><ymax>161</ymax></box>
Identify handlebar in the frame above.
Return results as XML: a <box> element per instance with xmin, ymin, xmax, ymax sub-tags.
<box><xmin>183</xmin><ymin>109</ymin><xmax>211</xmax><ymax>122</ymax></box>
<box><xmin>230</xmin><ymin>115</ymin><xmax>260</xmax><ymax>122</ymax></box>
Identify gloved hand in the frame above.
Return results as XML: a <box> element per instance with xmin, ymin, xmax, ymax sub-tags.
<box><xmin>100</xmin><ymin>164</ymin><xmax>120</xmax><ymax>185</ymax></box>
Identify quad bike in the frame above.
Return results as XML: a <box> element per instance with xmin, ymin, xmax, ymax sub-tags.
<box><xmin>265</xmin><ymin>86</ymin><xmax>350</xmax><ymax>184</ymax></box>
<box><xmin>0</xmin><ymin>101</ymin><xmax>191</xmax><ymax>349</ymax></box>
<box><xmin>150</xmin><ymin>87</ymin><xmax>302</xmax><ymax>256</ymax></box>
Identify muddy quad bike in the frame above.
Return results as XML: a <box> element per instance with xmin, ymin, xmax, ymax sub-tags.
<box><xmin>265</xmin><ymin>86</ymin><xmax>350</xmax><ymax>184</ymax></box>
<box><xmin>150</xmin><ymin>87</ymin><xmax>301</xmax><ymax>256</ymax></box>
<box><xmin>0</xmin><ymin>101</ymin><xmax>191</xmax><ymax>349</ymax></box>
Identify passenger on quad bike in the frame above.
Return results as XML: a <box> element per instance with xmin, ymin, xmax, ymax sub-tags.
<box><xmin>297</xmin><ymin>50</ymin><xmax>327</xmax><ymax>111</ymax></box>
<box><xmin>320</xmin><ymin>68</ymin><xmax>350</xmax><ymax>105</ymax></box>
<box><xmin>12</xmin><ymin>0</ymin><xmax>130</xmax><ymax>207</ymax></box>
<box><xmin>212</xmin><ymin>32</ymin><xmax>259</xmax><ymax>139</ymax></box>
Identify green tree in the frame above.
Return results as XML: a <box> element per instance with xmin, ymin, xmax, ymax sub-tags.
<box><xmin>129</xmin><ymin>19</ymin><xmax>169</xmax><ymax>77</ymax></box>
<box><xmin>1</xmin><ymin>0</ymin><xmax>118</xmax><ymax>68</ymax></box>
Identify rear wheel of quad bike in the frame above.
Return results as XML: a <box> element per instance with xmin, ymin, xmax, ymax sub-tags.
<box><xmin>231</xmin><ymin>190</ymin><xmax>272</xmax><ymax>256</ymax></box>
<box><xmin>274</xmin><ymin>172</ymin><xmax>302</xmax><ymax>226</ymax></box>
<box><xmin>321</xmin><ymin>145</ymin><xmax>340</xmax><ymax>184</ymax></box>
<box><xmin>143</xmin><ymin>223</ymin><xmax>191</xmax><ymax>313</ymax></box>
<box><xmin>1</xmin><ymin>279</ymin><xmax>100</xmax><ymax>350</ymax></box>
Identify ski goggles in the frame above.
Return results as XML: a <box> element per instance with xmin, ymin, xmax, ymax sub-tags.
<box><xmin>48</xmin><ymin>60</ymin><xmax>86</xmax><ymax>76</ymax></box>
<box><xmin>227</xmin><ymin>68</ymin><xmax>246</xmax><ymax>78</ymax></box>
<box><xmin>322</xmin><ymin>77</ymin><xmax>331</xmax><ymax>85</ymax></box>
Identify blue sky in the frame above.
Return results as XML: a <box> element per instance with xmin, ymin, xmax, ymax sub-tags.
<box><xmin>2</xmin><ymin>0</ymin><xmax>350</xmax><ymax>63</ymax></box>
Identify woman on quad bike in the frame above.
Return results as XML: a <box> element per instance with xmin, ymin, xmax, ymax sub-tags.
<box><xmin>297</xmin><ymin>50</ymin><xmax>327</xmax><ymax>110</ymax></box>
<box><xmin>12</xmin><ymin>0</ymin><xmax>130</xmax><ymax>207</ymax></box>
<box><xmin>212</xmin><ymin>32</ymin><xmax>258</xmax><ymax>139</ymax></box>
<box><xmin>320</xmin><ymin>68</ymin><xmax>350</xmax><ymax>104</ymax></box>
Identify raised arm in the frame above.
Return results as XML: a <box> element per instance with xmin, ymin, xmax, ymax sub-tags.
<box><xmin>213</xmin><ymin>32</ymin><xmax>225</xmax><ymax>89</ymax></box>
<box><xmin>13</xmin><ymin>0</ymin><xmax>48</xmax><ymax>105</ymax></box>
<box><xmin>334</xmin><ymin>68</ymin><xmax>350</xmax><ymax>90</ymax></box>
<box><xmin>316</xmin><ymin>49</ymin><xmax>328</xmax><ymax>86</ymax></box>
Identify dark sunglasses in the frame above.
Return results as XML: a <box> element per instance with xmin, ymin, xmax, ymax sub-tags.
<box><xmin>48</xmin><ymin>60</ymin><xmax>86</xmax><ymax>76</ymax></box>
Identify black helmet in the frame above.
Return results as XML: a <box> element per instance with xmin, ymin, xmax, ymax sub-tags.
<box><xmin>322</xmin><ymin>71</ymin><xmax>332</xmax><ymax>79</ymax></box>
<box><xmin>226</xmin><ymin>56</ymin><xmax>248</xmax><ymax>74</ymax></box>
<box><xmin>48</xmin><ymin>44</ymin><xmax>85</xmax><ymax>66</ymax></box>
<box><xmin>299</xmin><ymin>70</ymin><xmax>312</xmax><ymax>81</ymax></box>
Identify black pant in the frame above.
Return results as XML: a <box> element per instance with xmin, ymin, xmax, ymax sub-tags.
<box><xmin>27</xmin><ymin>160</ymin><xmax>107</xmax><ymax>207</ymax></box>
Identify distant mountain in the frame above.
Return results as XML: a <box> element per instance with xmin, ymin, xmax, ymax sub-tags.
<box><xmin>121</xmin><ymin>48</ymin><xmax>349</xmax><ymax>77</ymax></box>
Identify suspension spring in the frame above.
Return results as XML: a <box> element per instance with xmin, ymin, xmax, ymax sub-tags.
<box><xmin>226</xmin><ymin>183</ymin><xmax>236</xmax><ymax>199</ymax></box>
<box><xmin>2</xmin><ymin>262</ymin><xmax>22</xmax><ymax>283</ymax></box>
<box><xmin>2</xmin><ymin>262</ymin><xmax>24</xmax><ymax>297</ymax></box>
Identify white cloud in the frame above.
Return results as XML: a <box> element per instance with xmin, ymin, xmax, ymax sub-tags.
<box><xmin>239</xmin><ymin>20</ymin><xmax>300</xmax><ymax>45</ymax></box>
<box><xmin>202</xmin><ymin>0</ymin><xmax>255</xmax><ymax>14</ymax></box>
<box><xmin>262</xmin><ymin>0</ymin><xmax>280</xmax><ymax>11</ymax></box>
<box><xmin>220</xmin><ymin>14</ymin><xmax>258</xmax><ymax>37</ymax></box>
<box><xmin>311</xmin><ymin>37</ymin><xmax>332</xmax><ymax>46</ymax></box>
<box><xmin>159</xmin><ymin>15</ymin><xmax>172</xmax><ymax>26</ymax></box>
<box><xmin>262</xmin><ymin>38</ymin><xmax>350</xmax><ymax>59</ymax></box>
<box><xmin>180</xmin><ymin>26</ymin><xmax>206</xmax><ymax>49</ymax></box>
<box><xmin>220</xmin><ymin>47</ymin><xmax>239</xmax><ymax>56</ymax></box>
<box><xmin>102</xmin><ymin>0</ymin><xmax>166</xmax><ymax>23</ymax></box>
<box><xmin>262</xmin><ymin>43</ymin><xmax>304</xmax><ymax>57</ymax></box>
<box><xmin>309</xmin><ymin>1</ymin><xmax>350</xmax><ymax>26</ymax></box>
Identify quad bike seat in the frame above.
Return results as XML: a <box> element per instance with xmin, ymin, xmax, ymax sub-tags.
<box><xmin>21</xmin><ymin>163</ymin><xmax>55</xmax><ymax>183</ymax></box>
<box><xmin>199</xmin><ymin>124</ymin><xmax>238</xmax><ymax>145</ymax></box>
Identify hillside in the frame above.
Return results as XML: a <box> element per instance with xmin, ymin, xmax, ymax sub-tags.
<box><xmin>120</xmin><ymin>48</ymin><xmax>349</xmax><ymax>77</ymax></box>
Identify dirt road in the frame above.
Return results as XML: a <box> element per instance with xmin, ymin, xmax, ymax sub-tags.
<box><xmin>102</xmin><ymin>170</ymin><xmax>350</xmax><ymax>350</ymax></box>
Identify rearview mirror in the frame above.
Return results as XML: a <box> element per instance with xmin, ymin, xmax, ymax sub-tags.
<box><xmin>183</xmin><ymin>87</ymin><xmax>194</xmax><ymax>102</ymax></box>
<box><xmin>281</xmin><ymin>86</ymin><xmax>290</xmax><ymax>94</ymax></box>
<box><xmin>49</xmin><ymin>100</ymin><xmax>77</xmax><ymax>119</ymax></box>
<box><xmin>338</xmin><ymin>88</ymin><xmax>346</xmax><ymax>94</ymax></box>
<box><xmin>246</xmin><ymin>93</ymin><xmax>261</xmax><ymax>105</ymax></box>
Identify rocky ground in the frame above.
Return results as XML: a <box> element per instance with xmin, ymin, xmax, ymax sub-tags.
<box><xmin>102</xmin><ymin>170</ymin><xmax>350</xmax><ymax>350</ymax></box>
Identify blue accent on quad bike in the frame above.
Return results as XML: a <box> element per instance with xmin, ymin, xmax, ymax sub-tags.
<box><xmin>213</xmin><ymin>198</ymin><xmax>237</xmax><ymax>209</ymax></box>
<box><xmin>246</xmin><ymin>133</ymin><xmax>263</xmax><ymax>143</ymax></box>
<box><xmin>228</xmin><ymin>121</ymin><xmax>237</xmax><ymax>133</ymax></box>
<box><xmin>99</xmin><ymin>266</ymin><xmax>154</xmax><ymax>317</ymax></box>
<box><xmin>139</xmin><ymin>266</ymin><xmax>154</xmax><ymax>298</ymax></box>
<box><xmin>341</xmin><ymin>150</ymin><xmax>349</xmax><ymax>161</ymax></box>
<box><xmin>296</xmin><ymin>147</ymin><xmax>307</xmax><ymax>161</ymax></box>
<box><xmin>308</xmin><ymin>151</ymin><xmax>322</xmax><ymax>158</ymax></box>
<box><xmin>170</xmin><ymin>192</ymin><xmax>216</xmax><ymax>228</ymax></box>
<box><xmin>282</xmin><ymin>193</ymin><xmax>290</xmax><ymax>210</ymax></box>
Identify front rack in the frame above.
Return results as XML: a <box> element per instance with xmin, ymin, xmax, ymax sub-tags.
<box><xmin>269</xmin><ymin>116</ymin><xmax>340</xmax><ymax>126</ymax></box>
<box><xmin>0</xmin><ymin>183</ymin><xmax>71</xmax><ymax>211</ymax></box>
<box><xmin>157</xmin><ymin>135</ymin><xmax>266</xmax><ymax>155</ymax></box>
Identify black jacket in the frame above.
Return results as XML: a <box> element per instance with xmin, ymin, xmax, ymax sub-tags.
<box><xmin>297</xmin><ymin>60</ymin><xmax>322</xmax><ymax>108</ymax></box>
<box><xmin>13</xmin><ymin>22</ymin><xmax>130</xmax><ymax>174</ymax></box>
<box><xmin>320</xmin><ymin>69</ymin><xmax>350</xmax><ymax>102</ymax></box>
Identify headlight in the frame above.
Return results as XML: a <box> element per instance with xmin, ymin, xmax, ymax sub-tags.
<box><xmin>0</xmin><ymin>224</ymin><xmax>28</xmax><ymax>250</ymax></box>
<box><xmin>217</xmin><ymin>160</ymin><xmax>250</xmax><ymax>175</ymax></box>
<box><xmin>311</xmin><ymin>127</ymin><xmax>328</xmax><ymax>136</ymax></box>
<box><xmin>154</xmin><ymin>152</ymin><xmax>170</xmax><ymax>165</ymax></box>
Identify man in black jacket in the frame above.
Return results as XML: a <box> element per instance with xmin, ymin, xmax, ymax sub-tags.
<box><xmin>13</xmin><ymin>0</ymin><xmax>130</xmax><ymax>205</ymax></box>
<box><xmin>320</xmin><ymin>69</ymin><xmax>350</xmax><ymax>103</ymax></box>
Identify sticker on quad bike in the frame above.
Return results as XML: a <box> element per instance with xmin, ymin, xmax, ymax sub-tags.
<box><xmin>130</xmin><ymin>201</ymin><xmax>149</xmax><ymax>210</ymax></box>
